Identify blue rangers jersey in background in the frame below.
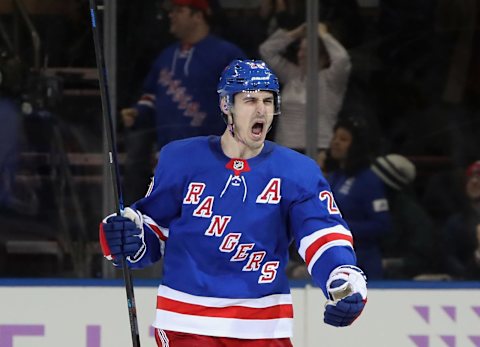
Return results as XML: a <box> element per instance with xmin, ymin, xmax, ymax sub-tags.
<box><xmin>124</xmin><ymin>136</ymin><xmax>356</xmax><ymax>339</ymax></box>
<box><xmin>133</xmin><ymin>35</ymin><xmax>246</xmax><ymax>148</ymax></box>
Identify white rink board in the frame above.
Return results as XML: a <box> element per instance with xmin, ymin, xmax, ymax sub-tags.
<box><xmin>0</xmin><ymin>282</ymin><xmax>479</xmax><ymax>347</ymax></box>
<box><xmin>304</xmin><ymin>285</ymin><xmax>480</xmax><ymax>347</ymax></box>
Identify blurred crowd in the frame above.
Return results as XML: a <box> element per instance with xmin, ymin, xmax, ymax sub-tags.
<box><xmin>1</xmin><ymin>0</ymin><xmax>480</xmax><ymax>280</ymax></box>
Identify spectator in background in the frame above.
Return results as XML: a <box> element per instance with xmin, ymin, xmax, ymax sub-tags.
<box><xmin>325</xmin><ymin>117</ymin><xmax>391</xmax><ymax>280</ymax></box>
<box><xmin>0</xmin><ymin>96</ymin><xmax>21</xmax><ymax>214</ymax></box>
<box><xmin>371</xmin><ymin>154</ymin><xmax>438</xmax><ymax>279</ymax></box>
<box><xmin>120</xmin><ymin>0</ymin><xmax>245</xmax><ymax>203</ymax></box>
<box><xmin>0</xmin><ymin>54</ymin><xmax>34</xmax><ymax>216</ymax></box>
<box><xmin>259</xmin><ymin>21</ymin><xmax>351</xmax><ymax>165</ymax></box>
<box><xmin>442</xmin><ymin>161</ymin><xmax>480</xmax><ymax>280</ymax></box>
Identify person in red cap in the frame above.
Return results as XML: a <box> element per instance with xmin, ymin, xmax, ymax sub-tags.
<box><xmin>121</xmin><ymin>0</ymin><xmax>245</xmax><ymax>204</ymax></box>
<box><xmin>442</xmin><ymin>160</ymin><xmax>480</xmax><ymax>279</ymax></box>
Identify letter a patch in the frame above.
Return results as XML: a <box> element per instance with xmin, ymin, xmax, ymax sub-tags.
<box><xmin>256</xmin><ymin>178</ymin><xmax>281</xmax><ymax>204</ymax></box>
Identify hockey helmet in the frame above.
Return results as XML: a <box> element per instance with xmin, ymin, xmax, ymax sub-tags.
<box><xmin>217</xmin><ymin>59</ymin><xmax>281</xmax><ymax>115</ymax></box>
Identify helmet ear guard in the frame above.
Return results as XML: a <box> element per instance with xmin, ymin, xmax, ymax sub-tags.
<box><xmin>217</xmin><ymin>59</ymin><xmax>281</xmax><ymax>116</ymax></box>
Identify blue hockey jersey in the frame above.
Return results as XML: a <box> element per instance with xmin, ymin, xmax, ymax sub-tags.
<box><xmin>328</xmin><ymin>168</ymin><xmax>391</xmax><ymax>279</ymax></box>
<box><xmin>114</xmin><ymin>136</ymin><xmax>357</xmax><ymax>339</ymax></box>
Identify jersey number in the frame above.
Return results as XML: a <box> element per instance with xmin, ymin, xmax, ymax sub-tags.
<box><xmin>319</xmin><ymin>191</ymin><xmax>341</xmax><ymax>215</ymax></box>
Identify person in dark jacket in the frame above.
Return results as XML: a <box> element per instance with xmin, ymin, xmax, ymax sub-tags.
<box><xmin>325</xmin><ymin>117</ymin><xmax>392</xmax><ymax>280</ymax></box>
<box><xmin>442</xmin><ymin>160</ymin><xmax>480</xmax><ymax>279</ymax></box>
<box><xmin>372</xmin><ymin>154</ymin><xmax>439</xmax><ymax>279</ymax></box>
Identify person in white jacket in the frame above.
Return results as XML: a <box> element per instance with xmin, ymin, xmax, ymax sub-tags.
<box><xmin>259</xmin><ymin>22</ymin><xmax>351</xmax><ymax>166</ymax></box>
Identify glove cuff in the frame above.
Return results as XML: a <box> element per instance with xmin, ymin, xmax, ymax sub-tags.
<box><xmin>327</xmin><ymin>265</ymin><xmax>367</xmax><ymax>301</ymax></box>
<box><xmin>123</xmin><ymin>207</ymin><xmax>146</xmax><ymax>263</ymax></box>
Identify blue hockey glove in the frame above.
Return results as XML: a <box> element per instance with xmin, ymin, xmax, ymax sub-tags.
<box><xmin>99</xmin><ymin>207</ymin><xmax>146</xmax><ymax>263</ymax></box>
<box><xmin>324</xmin><ymin>265</ymin><xmax>367</xmax><ymax>327</ymax></box>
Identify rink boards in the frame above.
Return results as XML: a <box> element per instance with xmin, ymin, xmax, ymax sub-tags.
<box><xmin>0</xmin><ymin>279</ymin><xmax>479</xmax><ymax>347</ymax></box>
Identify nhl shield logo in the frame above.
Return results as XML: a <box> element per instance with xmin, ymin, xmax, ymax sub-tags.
<box><xmin>233</xmin><ymin>160</ymin><xmax>244</xmax><ymax>171</ymax></box>
<box><xmin>225</xmin><ymin>158</ymin><xmax>250</xmax><ymax>176</ymax></box>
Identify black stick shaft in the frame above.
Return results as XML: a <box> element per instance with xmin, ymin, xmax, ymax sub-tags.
<box><xmin>88</xmin><ymin>2</ymin><xmax>141</xmax><ymax>346</ymax></box>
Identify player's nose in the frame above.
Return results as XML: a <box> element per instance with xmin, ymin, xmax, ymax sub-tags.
<box><xmin>255</xmin><ymin>101</ymin><xmax>267</xmax><ymax>115</ymax></box>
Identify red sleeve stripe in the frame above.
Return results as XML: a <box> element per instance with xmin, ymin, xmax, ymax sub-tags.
<box><xmin>142</xmin><ymin>215</ymin><xmax>168</xmax><ymax>241</ymax></box>
<box><xmin>304</xmin><ymin>233</ymin><xmax>353</xmax><ymax>266</ymax></box>
<box><xmin>298</xmin><ymin>225</ymin><xmax>352</xmax><ymax>259</ymax></box>
<box><xmin>157</xmin><ymin>296</ymin><xmax>293</xmax><ymax>320</ymax></box>
<box><xmin>147</xmin><ymin>223</ymin><xmax>168</xmax><ymax>241</ymax></box>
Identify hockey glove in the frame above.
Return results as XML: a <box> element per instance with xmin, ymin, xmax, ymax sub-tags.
<box><xmin>99</xmin><ymin>207</ymin><xmax>146</xmax><ymax>263</ymax></box>
<box><xmin>324</xmin><ymin>265</ymin><xmax>367</xmax><ymax>327</ymax></box>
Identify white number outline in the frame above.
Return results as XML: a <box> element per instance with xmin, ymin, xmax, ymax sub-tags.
<box><xmin>319</xmin><ymin>190</ymin><xmax>341</xmax><ymax>215</ymax></box>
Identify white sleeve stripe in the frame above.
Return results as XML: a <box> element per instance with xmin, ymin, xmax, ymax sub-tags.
<box><xmin>306</xmin><ymin>239</ymin><xmax>354</xmax><ymax>273</ymax></box>
<box><xmin>143</xmin><ymin>215</ymin><xmax>169</xmax><ymax>238</ymax></box>
<box><xmin>157</xmin><ymin>285</ymin><xmax>292</xmax><ymax>308</ymax></box>
<box><xmin>298</xmin><ymin>224</ymin><xmax>352</xmax><ymax>258</ymax></box>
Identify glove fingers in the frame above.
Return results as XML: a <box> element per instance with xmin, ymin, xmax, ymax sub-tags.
<box><xmin>324</xmin><ymin>320</ymin><xmax>355</xmax><ymax>327</ymax></box>
<box><xmin>109</xmin><ymin>244</ymin><xmax>140</xmax><ymax>257</ymax></box>
<box><xmin>102</xmin><ymin>213</ymin><xmax>143</xmax><ymax>259</ymax></box>
<box><xmin>123</xmin><ymin>227</ymin><xmax>141</xmax><ymax>238</ymax></box>
<box><xmin>108</xmin><ymin>245</ymin><xmax>123</xmax><ymax>257</ymax></box>
<box><xmin>105</xmin><ymin>238</ymin><xmax>123</xmax><ymax>246</ymax></box>
<box><xmin>324</xmin><ymin>293</ymin><xmax>365</xmax><ymax>327</ymax></box>
<box><xmin>122</xmin><ymin>244</ymin><xmax>142</xmax><ymax>256</ymax></box>
<box><xmin>103</xmin><ymin>220</ymin><xmax>137</xmax><ymax>232</ymax></box>
<box><xmin>334</xmin><ymin>295</ymin><xmax>365</xmax><ymax>313</ymax></box>
<box><xmin>325</xmin><ymin>305</ymin><xmax>361</xmax><ymax>320</ymax></box>
<box><xmin>123</xmin><ymin>238</ymin><xmax>142</xmax><ymax>248</ymax></box>
<box><xmin>324</xmin><ymin>311</ymin><xmax>361</xmax><ymax>326</ymax></box>
<box><xmin>106</xmin><ymin>215</ymin><xmax>132</xmax><ymax>223</ymax></box>
<box><xmin>342</xmin><ymin>293</ymin><xmax>364</xmax><ymax>304</ymax></box>
<box><xmin>324</xmin><ymin>318</ymin><xmax>351</xmax><ymax>327</ymax></box>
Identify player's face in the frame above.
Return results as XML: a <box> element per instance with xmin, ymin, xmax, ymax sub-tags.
<box><xmin>329</xmin><ymin>127</ymin><xmax>352</xmax><ymax>162</ymax></box>
<box><xmin>231</xmin><ymin>90</ymin><xmax>275</xmax><ymax>150</ymax></box>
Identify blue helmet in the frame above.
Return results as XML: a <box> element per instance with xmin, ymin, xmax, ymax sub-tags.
<box><xmin>217</xmin><ymin>59</ymin><xmax>281</xmax><ymax>115</ymax></box>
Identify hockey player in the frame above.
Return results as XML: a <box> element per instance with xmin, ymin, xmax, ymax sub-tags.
<box><xmin>100</xmin><ymin>59</ymin><xmax>367</xmax><ymax>347</ymax></box>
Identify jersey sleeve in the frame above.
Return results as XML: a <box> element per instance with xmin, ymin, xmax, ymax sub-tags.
<box><xmin>289</xmin><ymin>162</ymin><xmax>357</xmax><ymax>297</ymax></box>
<box><xmin>127</xmin><ymin>143</ymin><xmax>185</xmax><ymax>268</ymax></box>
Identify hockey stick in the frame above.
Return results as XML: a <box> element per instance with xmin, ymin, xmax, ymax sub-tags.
<box><xmin>88</xmin><ymin>1</ymin><xmax>141</xmax><ymax>346</ymax></box>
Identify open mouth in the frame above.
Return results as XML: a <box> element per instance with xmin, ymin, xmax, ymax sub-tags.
<box><xmin>251</xmin><ymin>122</ymin><xmax>264</xmax><ymax>138</ymax></box>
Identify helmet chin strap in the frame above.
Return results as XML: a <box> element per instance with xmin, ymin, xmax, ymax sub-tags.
<box><xmin>227</xmin><ymin>111</ymin><xmax>235</xmax><ymax>137</ymax></box>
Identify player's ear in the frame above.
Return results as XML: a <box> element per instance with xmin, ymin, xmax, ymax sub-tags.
<box><xmin>220</xmin><ymin>96</ymin><xmax>230</xmax><ymax>115</ymax></box>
